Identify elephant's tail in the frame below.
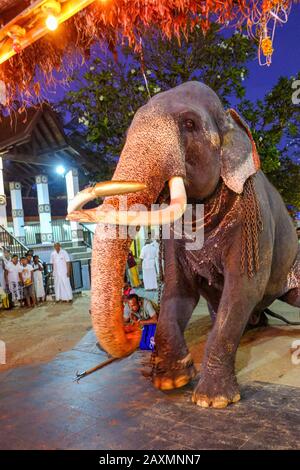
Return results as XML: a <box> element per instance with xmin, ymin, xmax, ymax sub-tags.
<box><xmin>264</xmin><ymin>308</ymin><xmax>300</xmax><ymax>326</ymax></box>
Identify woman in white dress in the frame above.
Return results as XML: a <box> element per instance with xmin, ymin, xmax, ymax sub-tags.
<box><xmin>32</xmin><ymin>255</ymin><xmax>45</xmax><ymax>302</ymax></box>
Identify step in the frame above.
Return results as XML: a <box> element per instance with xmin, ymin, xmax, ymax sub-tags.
<box><xmin>59</xmin><ymin>241</ymin><xmax>87</xmax><ymax>248</ymax></box>
<box><xmin>71</xmin><ymin>252</ymin><xmax>92</xmax><ymax>261</ymax></box>
<box><xmin>65</xmin><ymin>246</ymin><xmax>91</xmax><ymax>255</ymax></box>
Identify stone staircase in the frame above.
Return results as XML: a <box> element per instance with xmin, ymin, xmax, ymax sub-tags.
<box><xmin>59</xmin><ymin>241</ymin><xmax>92</xmax><ymax>266</ymax></box>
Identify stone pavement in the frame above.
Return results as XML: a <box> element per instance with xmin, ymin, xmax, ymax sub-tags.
<box><xmin>0</xmin><ymin>330</ymin><xmax>299</xmax><ymax>450</ymax></box>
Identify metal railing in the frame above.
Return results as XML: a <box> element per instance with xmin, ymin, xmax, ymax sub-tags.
<box><xmin>88</xmin><ymin>258</ymin><xmax>91</xmax><ymax>282</ymax></box>
<box><xmin>80</xmin><ymin>223</ymin><xmax>94</xmax><ymax>248</ymax></box>
<box><xmin>0</xmin><ymin>224</ymin><xmax>28</xmax><ymax>258</ymax></box>
<box><xmin>7</xmin><ymin>220</ymin><xmax>73</xmax><ymax>246</ymax></box>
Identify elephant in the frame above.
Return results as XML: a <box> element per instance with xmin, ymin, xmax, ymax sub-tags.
<box><xmin>67</xmin><ymin>81</ymin><xmax>300</xmax><ymax>409</ymax></box>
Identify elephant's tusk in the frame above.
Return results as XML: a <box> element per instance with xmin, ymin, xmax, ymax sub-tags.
<box><xmin>67</xmin><ymin>176</ymin><xmax>187</xmax><ymax>227</ymax></box>
<box><xmin>67</xmin><ymin>181</ymin><xmax>147</xmax><ymax>214</ymax></box>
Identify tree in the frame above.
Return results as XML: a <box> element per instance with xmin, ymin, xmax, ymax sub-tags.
<box><xmin>238</xmin><ymin>74</ymin><xmax>300</xmax><ymax>209</ymax></box>
<box><xmin>59</xmin><ymin>26</ymin><xmax>300</xmax><ymax>209</ymax></box>
<box><xmin>59</xmin><ymin>25</ymin><xmax>255</xmax><ymax>179</ymax></box>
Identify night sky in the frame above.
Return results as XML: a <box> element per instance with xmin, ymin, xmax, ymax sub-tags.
<box><xmin>245</xmin><ymin>7</ymin><xmax>300</xmax><ymax>101</ymax></box>
<box><xmin>52</xmin><ymin>7</ymin><xmax>300</xmax><ymax>107</ymax></box>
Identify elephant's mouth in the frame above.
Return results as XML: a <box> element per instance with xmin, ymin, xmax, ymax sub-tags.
<box><xmin>67</xmin><ymin>176</ymin><xmax>187</xmax><ymax>227</ymax></box>
<box><xmin>155</xmin><ymin>181</ymin><xmax>171</xmax><ymax>205</ymax></box>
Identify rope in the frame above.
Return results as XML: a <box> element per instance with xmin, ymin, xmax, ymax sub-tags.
<box><xmin>265</xmin><ymin>308</ymin><xmax>300</xmax><ymax>326</ymax></box>
<box><xmin>157</xmin><ymin>224</ymin><xmax>164</xmax><ymax>313</ymax></box>
<box><xmin>150</xmin><ymin>226</ymin><xmax>164</xmax><ymax>373</ymax></box>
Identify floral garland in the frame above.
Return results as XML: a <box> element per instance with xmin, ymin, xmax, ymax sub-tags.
<box><xmin>247</xmin><ymin>0</ymin><xmax>293</xmax><ymax>66</ymax></box>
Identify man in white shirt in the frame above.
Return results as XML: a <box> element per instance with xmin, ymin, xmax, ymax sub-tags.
<box><xmin>140</xmin><ymin>240</ymin><xmax>158</xmax><ymax>290</ymax></box>
<box><xmin>50</xmin><ymin>243</ymin><xmax>73</xmax><ymax>302</ymax></box>
<box><xmin>4</xmin><ymin>254</ymin><xmax>23</xmax><ymax>305</ymax></box>
<box><xmin>124</xmin><ymin>294</ymin><xmax>157</xmax><ymax>325</ymax></box>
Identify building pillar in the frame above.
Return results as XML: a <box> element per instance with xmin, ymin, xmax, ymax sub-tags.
<box><xmin>35</xmin><ymin>175</ymin><xmax>53</xmax><ymax>244</ymax></box>
<box><xmin>65</xmin><ymin>168</ymin><xmax>84</xmax><ymax>244</ymax></box>
<box><xmin>9</xmin><ymin>182</ymin><xmax>25</xmax><ymax>243</ymax></box>
<box><xmin>0</xmin><ymin>157</ymin><xmax>7</xmax><ymax>227</ymax></box>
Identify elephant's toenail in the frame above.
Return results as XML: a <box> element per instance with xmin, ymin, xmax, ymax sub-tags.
<box><xmin>212</xmin><ymin>397</ymin><xmax>229</xmax><ymax>409</ymax></box>
<box><xmin>160</xmin><ymin>379</ymin><xmax>174</xmax><ymax>390</ymax></box>
<box><xmin>174</xmin><ymin>375</ymin><xmax>189</xmax><ymax>388</ymax></box>
<box><xmin>196</xmin><ymin>399</ymin><xmax>210</xmax><ymax>408</ymax></box>
<box><xmin>232</xmin><ymin>393</ymin><xmax>241</xmax><ymax>403</ymax></box>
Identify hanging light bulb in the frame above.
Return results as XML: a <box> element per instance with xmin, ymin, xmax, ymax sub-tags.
<box><xmin>42</xmin><ymin>1</ymin><xmax>61</xmax><ymax>32</ymax></box>
<box><xmin>46</xmin><ymin>14</ymin><xmax>58</xmax><ymax>31</ymax></box>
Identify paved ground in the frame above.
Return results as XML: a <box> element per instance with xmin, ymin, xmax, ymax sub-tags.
<box><xmin>0</xmin><ymin>293</ymin><xmax>91</xmax><ymax>371</ymax></box>
<box><xmin>0</xmin><ymin>289</ymin><xmax>299</xmax><ymax>450</ymax></box>
<box><xmin>0</xmin><ymin>329</ymin><xmax>299</xmax><ymax>450</ymax></box>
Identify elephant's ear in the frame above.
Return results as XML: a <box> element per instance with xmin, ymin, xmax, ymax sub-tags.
<box><xmin>220</xmin><ymin>109</ymin><xmax>260</xmax><ymax>194</ymax></box>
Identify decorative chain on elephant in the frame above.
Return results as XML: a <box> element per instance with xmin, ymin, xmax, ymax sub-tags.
<box><xmin>240</xmin><ymin>176</ymin><xmax>263</xmax><ymax>278</ymax></box>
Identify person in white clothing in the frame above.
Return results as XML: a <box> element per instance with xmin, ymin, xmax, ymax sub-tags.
<box><xmin>151</xmin><ymin>239</ymin><xmax>160</xmax><ymax>274</ymax></box>
<box><xmin>20</xmin><ymin>257</ymin><xmax>35</xmax><ymax>308</ymax></box>
<box><xmin>4</xmin><ymin>254</ymin><xmax>23</xmax><ymax>305</ymax></box>
<box><xmin>50</xmin><ymin>243</ymin><xmax>73</xmax><ymax>302</ymax></box>
<box><xmin>140</xmin><ymin>240</ymin><xmax>158</xmax><ymax>290</ymax></box>
<box><xmin>33</xmin><ymin>255</ymin><xmax>45</xmax><ymax>302</ymax></box>
<box><xmin>1</xmin><ymin>248</ymin><xmax>11</xmax><ymax>290</ymax></box>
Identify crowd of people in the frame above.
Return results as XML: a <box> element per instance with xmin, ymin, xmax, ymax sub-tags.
<box><xmin>0</xmin><ymin>242</ymin><xmax>73</xmax><ymax>309</ymax></box>
<box><xmin>1</xmin><ymin>249</ymin><xmax>44</xmax><ymax>308</ymax></box>
<box><xmin>0</xmin><ymin>238</ymin><xmax>159</xmax><ymax>317</ymax></box>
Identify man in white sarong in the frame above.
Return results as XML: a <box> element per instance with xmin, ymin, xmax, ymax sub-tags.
<box><xmin>151</xmin><ymin>239</ymin><xmax>160</xmax><ymax>274</ymax></box>
<box><xmin>140</xmin><ymin>240</ymin><xmax>158</xmax><ymax>290</ymax></box>
<box><xmin>50</xmin><ymin>243</ymin><xmax>73</xmax><ymax>302</ymax></box>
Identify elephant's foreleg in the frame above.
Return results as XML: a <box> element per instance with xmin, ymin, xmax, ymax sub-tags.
<box><xmin>152</xmin><ymin>251</ymin><xmax>200</xmax><ymax>390</ymax></box>
<box><xmin>193</xmin><ymin>272</ymin><xmax>267</xmax><ymax>409</ymax></box>
<box><xmin>153</xmin><ymin>292</ymin><xmax>199</xmax><ymax>390</ymax></box>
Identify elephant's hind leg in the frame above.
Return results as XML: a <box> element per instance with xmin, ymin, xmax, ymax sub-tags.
<box><xmin>280</xmin><ymin>288</ymin><xmax>300</xmax><ymax>308</ymax></box>
<box><xmin>281</xmin><ymin>247</ymin><xmax>300</xmax><ymax>308</ymax></box>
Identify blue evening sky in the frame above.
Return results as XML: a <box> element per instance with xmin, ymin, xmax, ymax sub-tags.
<box><xmin>244</xmin><ymin>7</ymin><xmax>300</xmax><ymax>101</ymax></box>
<box><xmin>51</xmin><ymin>7</ymin><xmax>300</xmax><ymax>106</ymax></box>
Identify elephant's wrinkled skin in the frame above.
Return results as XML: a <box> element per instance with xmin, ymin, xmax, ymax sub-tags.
<box><xmin>69</xmin><ymin>82</ymin><xmax>300</xmax><ymax>408</ymax></box>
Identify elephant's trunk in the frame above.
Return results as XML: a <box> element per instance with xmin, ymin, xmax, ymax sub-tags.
<box><xmin>91</xmin><ymin>227</ymin><xmax>138</xmax><ymax>357</ymax></box>
<box><xmin>90</xmin><ymin>107</ymin><xmax>186</xmax><ymax>358</ymax></box>
<box><xmin>90</xmin><ymin>184</ymin><xmax>158</xmax><ymax>357</ymax></box>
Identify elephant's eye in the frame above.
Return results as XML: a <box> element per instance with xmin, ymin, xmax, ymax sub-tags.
<box><xmin>184</xmin><ymin>119</ymin><xmax>195</xmax><ymax>131</ymax></box>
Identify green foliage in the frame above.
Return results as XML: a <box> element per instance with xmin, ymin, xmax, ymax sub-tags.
<box><xmin>59</xmin><ymin>27</ymin><xmax>300</xmax><ymax>209</ymax></box>
<box><xmin>60</xmin><ymin>26</ymin><xmax>255</xmax><ymax>179</ymax></box>
<box><xmin>238</xmin><ymin>74</ymin><xmax>300</xmax><ymax>209</ymax></box>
